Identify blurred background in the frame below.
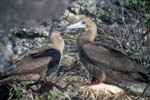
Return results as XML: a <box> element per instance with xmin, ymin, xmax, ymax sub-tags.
<box><xmin>0</xmin><ymin>0</ymin><xmax>71</xmax><ymax>29</ymax></box>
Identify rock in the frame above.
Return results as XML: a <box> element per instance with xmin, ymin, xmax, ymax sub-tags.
<box><xmin>61</xmin><ymin>54</ymin><xmax>76</xmax><ymax>67</ymax></box>
<box><xmin>119</xmin><ymin>82</ymin><xmax>150</xmax><ymax>97</ymax></box>
<box><xmin>80</xmin><ymin>84</ymin><xmax>124</xmax><ymax>94</ymax></box>
<box><xmin>76</xmin><ymin>85</ymin><xmax>131</xmax><ymax>100</ymax></box>
<box><xmin>0</xmin><ymin>31</ymin><xmax>13</xmax><ymax>73</ymax></box>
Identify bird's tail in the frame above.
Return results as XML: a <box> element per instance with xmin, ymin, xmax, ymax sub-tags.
<box><xmin>0</xmin><ymin>75</ymin><xmax>17</xmax><ymax>85</ymax></box>
<box><xmin>138</xmin><ymin>72</ymin><xmax>150</xmax><ymax>97</ymax></box>
<box><xmin>139</xmin><ymin>72</ymin><xmax>150</xmax><ymax>83</ymax></box>
<box><xmin>0</xmin><ymin>74</ymin><xmax>40</xmax><ymax>86</ymax></box>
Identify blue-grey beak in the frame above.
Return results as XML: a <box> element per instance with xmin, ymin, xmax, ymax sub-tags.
<box><xmin>56</xmin><ymin>21</ymin><xmax>86</xmax><ymax>31</ymax></box>
<box><xmin>66</xmin><ymin>21</ymin><xmax>86</xmax><ymax>30</ymax></box>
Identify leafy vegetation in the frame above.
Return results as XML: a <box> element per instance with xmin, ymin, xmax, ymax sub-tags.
<box><xmin>9</xmin><ymin>83</ymin><xmax>23</xmax><ymax>100</ymax></box>
<box><xmin>124</xmin><ymin>0</ymin><xmax>149</xmax><ymax>17</ymax></box>
<box><xmin>131</xmin><ymin>51</ymin><xmax>141</xmax><ymax>59</ymax></box>
<box><xmin>63</xmin><ymin>32</ymin><xmax>71</xmax><ymax>39</ymax></box>
<box><xmin>40</xmin><ymin>90</ymin><xmax>58</xmax><ymax>100</ymax></box>
<box><xmin>124</xmin><ymin>0</ymin><xmax>147</xmax><ymax>8</ymax></box>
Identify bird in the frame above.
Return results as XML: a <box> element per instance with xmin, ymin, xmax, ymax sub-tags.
<box><xmin>68</xmin><ymin>16</ymin><xmax>150</xmax><ymax>89</ymax></box>
<box><xmin>0</xmin><ymin>30</ymin><xmax>65</xmax><ymax>85</ymax></box>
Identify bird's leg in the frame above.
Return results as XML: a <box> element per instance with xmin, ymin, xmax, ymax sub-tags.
<box><xmin>82</xmin><ymin>75</ymin><xmax>105</xmax><ymax>89</ymax></box>
<box><xmin>85</xmin><ymin>72</ymin><xmax>106</xmax><ymax>89</ymax></box>
<box><xmin>81</xmin><ymin>75</ymin><xmax>124</xmax><ymax>94</ymax></box>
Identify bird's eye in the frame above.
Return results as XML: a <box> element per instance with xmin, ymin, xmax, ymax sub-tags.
<box><xmin>56</xmin><ymin>25</ymin><xmax>66</xmax><ymax>31</ymax></box>
<box><xmin>82</xmin><ymin>21</ymin><xmax>86</xmax><ymax>24</ymax></box>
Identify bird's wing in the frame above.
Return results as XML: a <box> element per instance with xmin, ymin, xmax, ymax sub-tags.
<box><xmin>29</xmin><ymin>44</ymin><xmax>53</xmax><ymax>54</ymax></box>
<box><xmin>5</xmin><ymin>47</ymin><xmax>61</xmax><ymax>75</ymax></box>
<box><xmin>80</xmin><ymin>42</ymin><xmax>139</xmax><ymax>73</ymax></box>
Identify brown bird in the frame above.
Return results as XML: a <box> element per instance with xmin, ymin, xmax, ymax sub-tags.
<box><xmin>69</xmin><ymin>17</ymin><xmax>150</xmax><ymax>88</ymax></box>
<box><xmin>0</xmin><ymin>30</ymin><xmax>64</xmax><ymax>85</ymax></box>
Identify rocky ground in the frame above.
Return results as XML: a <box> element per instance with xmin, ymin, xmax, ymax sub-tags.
<box><xmin>0</xmin><ymin>0</ymin><xmax>150</xmax><ymax>100</ymax></box>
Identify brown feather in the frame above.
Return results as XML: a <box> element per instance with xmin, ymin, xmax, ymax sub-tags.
<box><xmin>77</xmin><ymin>17</ymin><xmax>149</xmax><ymax>83</ymax></box>
<box><xmin>0</xmin><ymin>31</ymin><xmax>64</xmax><ymax>85</ymax></box>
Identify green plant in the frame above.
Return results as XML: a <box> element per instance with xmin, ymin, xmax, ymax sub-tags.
<box><xmin>96</xmin><ymin>8</ymin><xmax>101</xmax><ymax>16</ymax></box>
<box><xmin>63</xmin><ymin>32</ymin><xmax>71</xmax><ymax>39</ymax></box>
<box><xmin>42</xmin><ymin>90</ymin><xmax>56</xmax><ymax>100</ymax></box>
<box><xmin>131</xmin><ymin>51</ymin><xmax>141</xmax><ymax>60</ymax></box>
<box><xmin>124</xmin><ymin>0</ymin><xmax>148</xmax><ymax>8</ymax></box>
<box><xmin>9</xmin><ymin>83</ymin><xmax>23</xmax><ymax>100</ymax></box>
<box><xmin>144</xmin><ymin>18</ymin><xmax>150</xmax><ymax>24</ymax></box>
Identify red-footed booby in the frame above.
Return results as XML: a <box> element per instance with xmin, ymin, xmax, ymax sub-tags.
<box><xmin>68</xmin><ymin>17</ymin><xmax>150</xmax><ymax>90</ymax></box>
<box><xmin>0</xmin><ymin>30</ymin><xmax>64</xmax><ymax>85</ymax></box>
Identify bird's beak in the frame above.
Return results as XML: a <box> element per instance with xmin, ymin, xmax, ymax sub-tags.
<box><xmin>56</xmin><ymin>21</ymin><xmax>86</xmax><ymax>31</ymax></box>
<box><xmin>66</xmin><ymin>21</ymin><xmax>87</xmax><ymax>30</ymax></box>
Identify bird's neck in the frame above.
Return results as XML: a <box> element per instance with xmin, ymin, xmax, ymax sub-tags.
<box><xmin>50</xmin><ymin>36</ymin><xmax>65</xmax><ymax>53</ymax></box>
<box><xmin>77</xmin><ymin>29</ymin><xmax>97</xmax><ymax>47</ymax></box>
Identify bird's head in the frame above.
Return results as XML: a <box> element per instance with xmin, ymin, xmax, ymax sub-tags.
<box><xmin>79</xmin><ymin>17</ymin><xmax>97</xmax><ymax>34</ymax></box>
<box><xmin>65</xmin><ymin>16</ymin><xmax>97</xmax><ymax>44</ymax></box>
<box><xmin>79</xmin><ymin>17</ymin><xmax>97</xmax><ymax>41</ymax></box>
